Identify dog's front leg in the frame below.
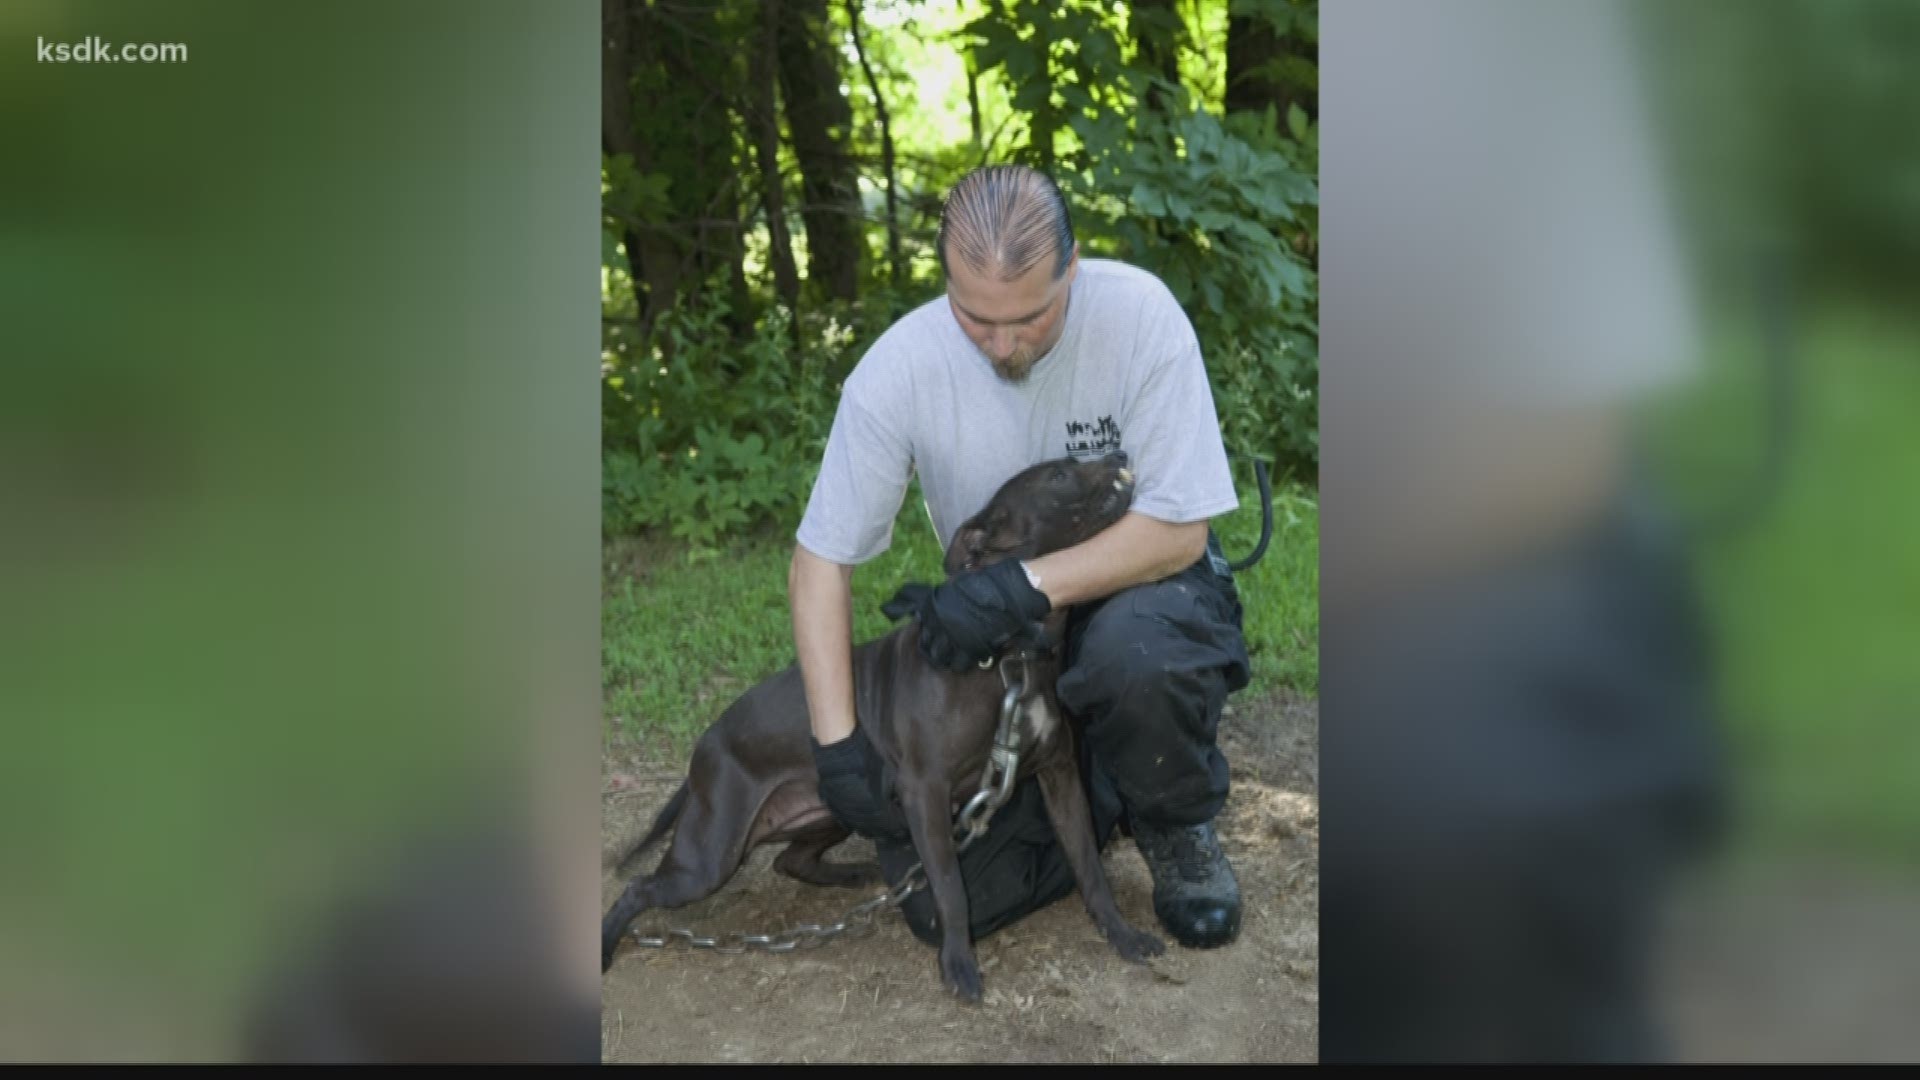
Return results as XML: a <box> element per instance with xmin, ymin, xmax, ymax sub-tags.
<box><xmin>1034</xmin><ymin>752</ymin><xmax>1166</xmax><ymax>963</ymax></box>
<box><xmin>900</xmin><ymin>775</ymin><xmax>983</xmax><ymax>1002</ymax></box>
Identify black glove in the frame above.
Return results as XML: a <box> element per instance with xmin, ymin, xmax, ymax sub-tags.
<box><xmin>881</xmin><ymin>559</ymin><xmax>1052</xmax><ymax>673</ymax></box>
<box><xmin>810</xmin><ymin>725</ymin><xmax>909</xmax><ymax>842</ymax></box>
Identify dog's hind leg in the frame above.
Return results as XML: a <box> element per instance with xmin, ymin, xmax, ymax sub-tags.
<box><xmin>773</xmin><ymin>825</ymin><xmax>882</xmax><ymax>888</ymax></box>
<box><xmin>600</xmin><ymin>835</ymin><xmax>750</xmax><ymax>972</ymax></box>
<box><xmin>1034</xmin><ymin>750</ymin><xmax>1166</xmax><ymax>963</ymax></box>
<box><xmin>609</xmin><ymin>781</ymin><xmax>688</xmax><ymax>874</ymax></box>
<box><xmin>601</xmin><ymin>878</ymin><xmax>657</xmax><ymax>973</ymax></box>
<box><xmin>601</xmin><ymin>772</ymin><xmax>766</xmax><ymax>972</ymax></box>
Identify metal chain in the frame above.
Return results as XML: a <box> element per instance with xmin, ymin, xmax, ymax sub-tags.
<box><xmin>625</xmin><ymin>656</ymin><xmax>1033</xmax><ymax>957</ymax></box>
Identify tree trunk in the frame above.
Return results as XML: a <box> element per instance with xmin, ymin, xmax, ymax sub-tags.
<box><xmin>1131</xmin><ymin>0</ymin><xmax>1185</xmax><ymax>115</ymax></box>
<box><xmin>847</xmin><ymin>0</ymin><xmax>902</xmax><ymax>298</ymax></box>
<box><xmin>674</xmin><ymin>4</ymin><xmax>748</xmax><ymax>337</ymax></box>
<box><xmin>725</xmin><ymin>214</ymin><xmax>752</xmax><ymax>343</ymax></box>
<box><xmin>752</xmin><ymin>0</ymin><xmax>802</xmax><ymax>324</ymax></box>
<box><xmin>776</xmin><ymin>0</ymin><xmax>863</xmax><ymax>302</ymax></box>
<box><xmin>1227</xmin><ymin>1</ymin><xmax>1315</xmax><ymax>121</ymax></box>
<box><xmin>601</xmin><ymin>0</ymin><xmax>674</xmax><ymax>341</ymax></box>
<box><xmin>1029</xmin><ymin>47</ymin><xmax>1056</xmax><ymax>172</ymax></box>
<box><xmin>965</xmin><ymin>53</ymin><xmax>983</xmax><ymax>148</ymax></box>
<box><xmin>1025</xmin><ymin>0</ymin><xmax>1057</xmax><ymax>172</ymax></box>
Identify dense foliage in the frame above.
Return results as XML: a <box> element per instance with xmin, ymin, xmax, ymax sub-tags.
<box><xmin>602</xmin><ymin>0</ymin><xmax>1319</xmax><ymax>544</ymax></box>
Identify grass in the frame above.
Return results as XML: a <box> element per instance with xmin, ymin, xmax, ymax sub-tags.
<box><xmin>602</xmin><ymin>467</ymin><xmax>1318</xmax><ymax>758</ymax></box>
<box><xmin>1642</xmin><ymin>301</ymin><xmax>1920</xmax><ymax>864</ymax></box>
<box><xmin>1217</xmin><ymin>458</ymin><xmax>1320</xmax><ymax>693</ymax></box>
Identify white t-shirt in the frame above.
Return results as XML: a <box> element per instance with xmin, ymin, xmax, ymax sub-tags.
<box><xmin>796</xmin><ymin>258</ymin><xmax>1239</xmax><ymax>565</ymax></box>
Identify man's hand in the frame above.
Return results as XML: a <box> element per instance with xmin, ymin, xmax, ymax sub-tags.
<box><xmin>881</xmin><ymin>559</ymin><xmax>1052</xmax><ymax>672</ymax></box>
<box><xmin>810</xmin><ymin>725</ymin><xmax>908</xmax><ymax>842</ymax></box>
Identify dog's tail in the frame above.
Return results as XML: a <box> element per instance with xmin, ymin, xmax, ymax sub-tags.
<box><xmin>610</xmin><ymin>780</ymin><xmax>688</xmax><ymax>874</ymax></box>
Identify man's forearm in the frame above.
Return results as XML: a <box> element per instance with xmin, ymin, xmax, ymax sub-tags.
<box><xmin>1020</xmin><ymin>512</ymin><xmax>1210</xmax><ymax>609</ymax></box>
<box><xmin>789</xmin><ymin>546</ymin><xmax>859</xmax><ymax>743</ymax></box>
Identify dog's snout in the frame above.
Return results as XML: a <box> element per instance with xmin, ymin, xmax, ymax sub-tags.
<box><xmin>1106</xmin><ymin>450</ymin><xmax>1129</xmax><ymax>468</ymax></box>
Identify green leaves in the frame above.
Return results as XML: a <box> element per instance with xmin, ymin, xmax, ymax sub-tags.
<box><xmin>1230</xmin><ymin>0</ymin><xmax>1316</xmax><ymax>43</ymax></box>
<box><xmin>601</xmin><ymin>289</ymin><xmax>884</xmax><ymax>544</ymax></box>
<box><xmin>604</xmin><ymin>0</ymin><xmax>1322</xmax><ymax>547</ymax></box>
<box><xmin>1194</xmin><ymin>209</ymin><xmax>1236</xmax><ymax>232</ymax></box>
<box><xmin>602</xmin><ymin>153</ymin><xmax>673</xmax><ymax>225</ymax></box>
<box><xmin>1009</xmin><ymin>75</ymin><xmax>1052</xmax><ymax>112</ymax></box>
<box><xmin>1163</xmin><ymin>261</ymin><xmax>1192</xmax><ymax>303</ymax></box>
<box><xmin>1090</xmin><ymin>97</ymin><xmax>1318</xmax><ymax>469</ymax></box>
<box><xmin>602</xmin><ymin>226</ymin><xmax>624</xmax><ymax>272</ymax></box>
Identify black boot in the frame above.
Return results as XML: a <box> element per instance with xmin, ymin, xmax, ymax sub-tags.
<box><xmin>1133</xmin><ymin>818</ymin><xmax>1241</xmax><ymax>949</ymax></box>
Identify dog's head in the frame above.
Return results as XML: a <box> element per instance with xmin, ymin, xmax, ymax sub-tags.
<box><xmin>943</xmin><ymin>451</ymin><xmax>1135</xmax><ymax>576</ymax></box>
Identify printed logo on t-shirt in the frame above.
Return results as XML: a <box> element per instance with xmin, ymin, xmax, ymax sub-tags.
<box><xmin>1064</xmin><ymin>416</ymin><xmax>1121</xmax><ymax>459</ymax></box>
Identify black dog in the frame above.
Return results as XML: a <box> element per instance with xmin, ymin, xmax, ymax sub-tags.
<box><xmin>601</xmin><ymin>452</ymin><xmax>1163</xmax><ymax>1000</ymax></box>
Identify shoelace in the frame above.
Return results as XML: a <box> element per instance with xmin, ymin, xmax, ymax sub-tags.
<box><xmin>1143</xmin><ymin>825</ymin><xmax>1221</xmax><ymax>884</ymax></box>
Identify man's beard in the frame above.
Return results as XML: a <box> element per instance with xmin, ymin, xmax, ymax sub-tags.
<box><xmin>990</xmin><ymin>350</ymin><xmax>1038</xmax><ymax>383</ymax></box>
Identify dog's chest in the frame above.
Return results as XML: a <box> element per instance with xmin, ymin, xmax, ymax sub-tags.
<box><xmin>1021</xmin><ymin>693</ymin><xmax>1059</xmax><ymax>747</ymax></box>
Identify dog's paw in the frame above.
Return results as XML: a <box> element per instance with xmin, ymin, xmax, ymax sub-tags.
<box><xmin>602</xmin><ymin>923</ymin><xmax>634</xmax><ymax>973</ymax></box>
<box><xmin>1107</xmin><ymin>924</ymin><xmax>1166</xmax><ymax>963</ymax></box>
<box><xmin>601</xmin><ymin>927</ymin><xmax>626</xmax><ymax>973</ymax></box>
<box><xmin>939</xmin><ymin>946</ymin><xmax>985</xmax><ymax>1003</ymax></box>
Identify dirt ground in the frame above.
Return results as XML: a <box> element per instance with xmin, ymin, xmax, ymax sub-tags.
<box><xmin>600</xmin><ymin>686</ymin><xmax>1319</xmax><ymax>1064</ymax></box>
<box><xmin>1655</xmin><ymin>853</ymin><xmax>1920</xmax><ymax>1064</ymax></box>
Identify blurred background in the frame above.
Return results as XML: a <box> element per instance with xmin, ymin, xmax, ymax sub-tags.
<box><xmin>1637</xmin><ymin>1</ymin><xmax>1920</xmax><ymax>1057</ymax></box>
<box><xmin>1322</xmin><ymin>0</ymin><xmax>1920</xmax><ymax>1063</ymax></box>
<box><xmin>0</xmin><ymin>0</ymin><xmax>600</xmax><ymax>1061</ymax></box>
<box><xmin>1636</xmin><ymin>0</ymin><xmax>1920</xmax><ymax>858</ymax></box>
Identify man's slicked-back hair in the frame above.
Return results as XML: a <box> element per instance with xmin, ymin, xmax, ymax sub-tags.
<box><xmin>936</xmin><ymin>165</ymin><xmax>1076</xmax><ymax>283</ymax></box>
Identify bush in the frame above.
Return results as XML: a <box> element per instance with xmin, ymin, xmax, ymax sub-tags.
<box><xmin>601</xmin><ymin>297</ymin><xmax>881</xmax><ymax>551</ymax></box>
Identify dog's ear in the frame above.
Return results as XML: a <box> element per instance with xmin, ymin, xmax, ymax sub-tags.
<box><xmin>944</xmin><ymin>516</ymin><xmax>992</xmax><ymax>575</ymax></box>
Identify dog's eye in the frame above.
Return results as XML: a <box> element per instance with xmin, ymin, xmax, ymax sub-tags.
<box><xmin>1050</xmin><ymin>467</ymin><xmax>1067</xmax><ymax>482</ymax></box>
